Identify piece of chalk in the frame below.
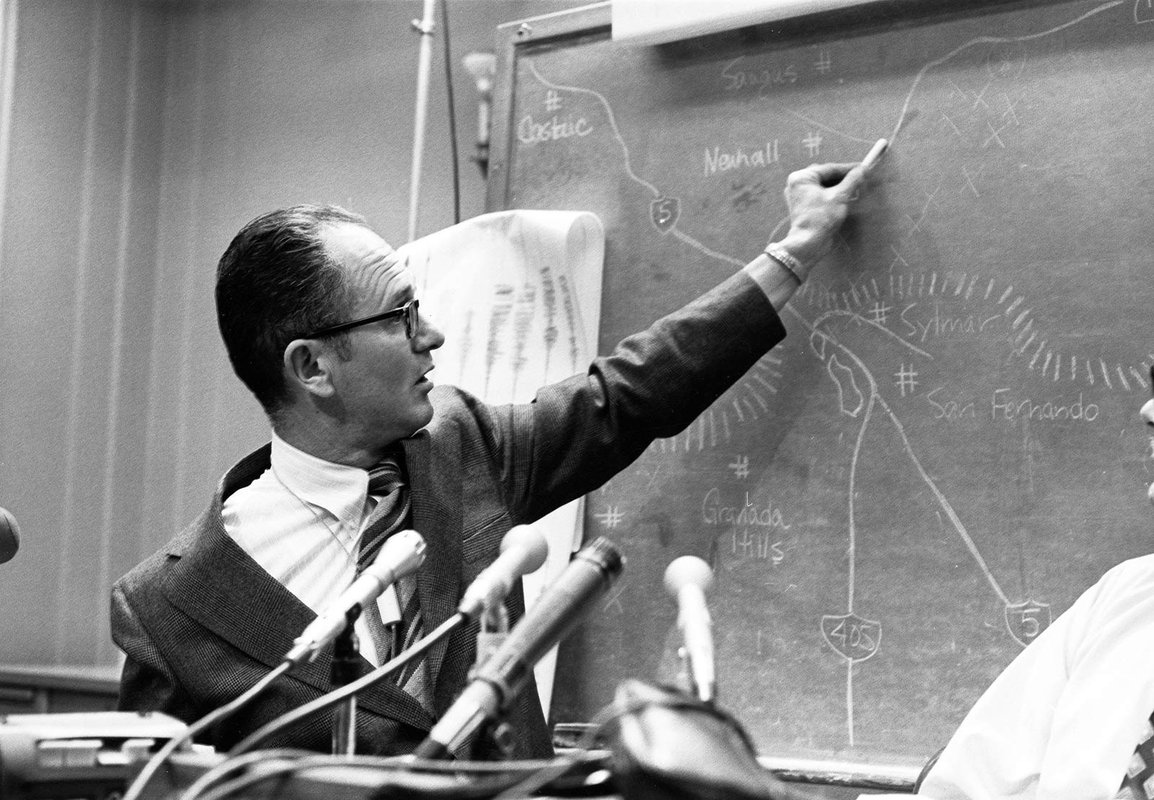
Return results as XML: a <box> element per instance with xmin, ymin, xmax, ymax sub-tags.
<box><xmin>861</xmin><ymin>138</ymin><xmax>888</xmax><ymax>171</ymax></box>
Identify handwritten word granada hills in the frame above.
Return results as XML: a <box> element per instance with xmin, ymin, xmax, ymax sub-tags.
<box><xmin>702</xmin><ymin>488</ymin><xmax>790</xmax><ymax>528</ymax></box>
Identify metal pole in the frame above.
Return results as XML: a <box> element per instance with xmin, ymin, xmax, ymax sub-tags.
<box><xmin>331</xmin><ymin>618</ymin><xmax>362</xmax><ymax>756</ymax></box>
<box><xmin>407</xmin><ymin>0</ymin><xmax>436</xmax><ymax>243</ymax></box>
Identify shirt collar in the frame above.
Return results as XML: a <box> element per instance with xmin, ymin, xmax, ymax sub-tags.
<box><xmin>270</xmin><ymin>431</ymin><xmax>370</xmax><ymax>524</ymax></box>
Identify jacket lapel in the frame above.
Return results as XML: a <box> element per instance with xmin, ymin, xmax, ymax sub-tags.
<box><xmin>159</xmin><ymin>445</ymin><xmax>433</xmax><ymax>731</ymax></box>
<box><xmin>402</xmin><ymin>429</ymin><xmax>462</xmax><ymax>687</ymax></box>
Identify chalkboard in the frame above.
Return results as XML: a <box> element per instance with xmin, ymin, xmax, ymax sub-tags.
<box><xmin>487</xmin><ymin>0</ymin><xmax>1154</xmax><ymax>768</ymax></box>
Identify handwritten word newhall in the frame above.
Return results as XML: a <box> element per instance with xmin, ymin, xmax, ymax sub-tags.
<box><xmin>704</xmin><ymin>141</ymin><xmax>781</xmax><ymax>176</ymax></box>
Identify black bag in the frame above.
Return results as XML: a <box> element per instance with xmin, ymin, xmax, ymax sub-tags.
<box><xmin>607</xmin><ymin>680</ymin><xmax>813</xmax><ymax>800</ymax></box>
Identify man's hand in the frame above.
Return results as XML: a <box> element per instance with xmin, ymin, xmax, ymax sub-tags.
<box><xmin>774</xmin><ymin>140</ymin><xmax>886</xmax><ymax>273</ymax></box>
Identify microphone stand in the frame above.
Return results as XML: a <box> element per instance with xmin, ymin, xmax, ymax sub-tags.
<box><xmin>468</xmin><ymin>603</ymin><xmax>513</xmax><ymax>760</ymax></box>
<box><xmin>330</xmin><ymin>611</ymin><xmax>364</xmax><ymax>756</ymax></box>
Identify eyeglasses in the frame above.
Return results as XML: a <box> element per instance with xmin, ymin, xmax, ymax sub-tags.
<box><xmin>305</xmin><ymin>299</ymin><xmax>420</xmax><ymax>340</ymax></box>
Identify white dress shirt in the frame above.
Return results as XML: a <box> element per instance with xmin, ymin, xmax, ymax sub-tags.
<box><xmin>222</xmin><ymin>432</ymin><xmax>402</xmax><ymax>666</ymax></box>
<box><xmin>909</xmin><ymin>554</ymin><xmax>1154</xmax><ymax>800</ymax></box>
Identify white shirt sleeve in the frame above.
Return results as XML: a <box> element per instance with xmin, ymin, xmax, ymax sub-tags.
<box><xmin>920</xmin><ymin>556</ymin><xmax>1154</xmax><ymax>800</ymax></box>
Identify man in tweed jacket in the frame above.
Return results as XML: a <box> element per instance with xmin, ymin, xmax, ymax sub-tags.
<box><xmin>111</xmin><ymin>160</ymin><xmax>873</xmax><ymax>757</ymax></box>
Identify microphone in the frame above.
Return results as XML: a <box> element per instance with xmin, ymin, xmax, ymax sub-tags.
<box><xmin>664</xmin><ymin>555</ymin><xmax>716</xmax><ymax>704</ymax></box>
<box><xmin>283</xmin><ymin>529</ymin><xmax>426</xmax><ymax>666</ymax></box>
<box><xmin>414</xmin><ymin>536</ymin><xmax>624</xmax><ymax>759</ymax></box>
<box><xmin>457</xmin><ymin>525</ymin><xmax>549</xmax><ymax>620</ymax></box>
<box><xmin>0</xmin><ymin>507</ymin><xmax>20</xmax><ymax>564</ymax></box>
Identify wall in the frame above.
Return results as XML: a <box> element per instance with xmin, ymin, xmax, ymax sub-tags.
<box><xmin>0</xmin><ymin>0</ymin><xmax>585</xmax><ymax>668</ymax></box>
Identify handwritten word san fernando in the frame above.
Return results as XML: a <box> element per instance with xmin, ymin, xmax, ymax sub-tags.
<box><xmin>925</xmin><ymin>387</ymin><xmax>1101</xmax><ymax>423</ymax></box>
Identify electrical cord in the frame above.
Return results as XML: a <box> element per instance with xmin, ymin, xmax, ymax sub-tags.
<box><xmin>489</xmin><ymin>701</ymin><xmax>623</xmax><ymax>800</ymax></box>
<box><xmin>120</xmin><ymin>659</ymin><xmax>294</xmax><ymax>800</ymax></box>
<box><xmin>228</xmin><ymin>612</ymin><xmax>466</xmax><ymax>756</ymax></box>
<box><xmin>176</xmin><ymin>747</ymin><xmax>314</xmax><ymax>800</ymax></box>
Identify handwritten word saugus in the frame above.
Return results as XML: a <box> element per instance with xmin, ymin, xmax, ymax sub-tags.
<box><xmin>720</xmin><ymin>57</ymin><xmax>798</xmax><ymax>93</ymax></box>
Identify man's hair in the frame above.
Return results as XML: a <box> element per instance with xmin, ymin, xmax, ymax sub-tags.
<box><xmin>215</xmin><ymin>204</ymin><xmax>368</xmax><ymax>416</ymax></box>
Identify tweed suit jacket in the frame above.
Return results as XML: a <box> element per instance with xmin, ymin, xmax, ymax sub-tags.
<box><xmin>111</xmin><ymin>270</ymin><xmax>787</xmax><ymax>757</ymax></box>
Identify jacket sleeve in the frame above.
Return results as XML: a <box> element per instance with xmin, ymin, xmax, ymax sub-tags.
<box><xmin>110</xmin><ymin>579</ymin><xmax>198</xmax><ymax>725</ymax></box>
<box><xmin>492</xmin><ymin>269</ymin><xmax>787</xmax><ymax>522</ymax></box>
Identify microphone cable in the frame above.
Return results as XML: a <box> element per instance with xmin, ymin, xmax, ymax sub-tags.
<box><xmin>231</xmin><ymin>524</ymin><xmax>546</xmax><ymax>758</ymax></box>
<box><xmin>228</xmin><ymin>611</ymin><xmax>467</xmax><ymax>757</ymax></box>
<box><xmin>188</xmin><ymin>755</ymin><xmax>381</xmax><ymax>800</ymax></box>
<box><xmin>175</xmin><ymin>747</ymin><xmax>316</xmax><ymax>800</ymax></box>
<box><xmin>182</xmin><ymin>751</ymin><xmax>601</xmax><ymax>800</ymax></box>
<box><xmin>489</xmin><ymin>699</ymin><xmax>623</xmax><ymax>800</ymax></box>
<box><xmin>120</xmin><ymin>659</ymin><xmax>294</xmax><ymax>800</ymax></box>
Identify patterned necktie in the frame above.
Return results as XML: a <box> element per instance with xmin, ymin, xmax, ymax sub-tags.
<box><xmin>358</xmin><ymin>457</ymin><xmax>430</xmax><ymax>708</ymax></box>
<box><xmin>1122</xmin><ymin>712</ymin><xmax>1154</xmax><ymax>799</ymax></box>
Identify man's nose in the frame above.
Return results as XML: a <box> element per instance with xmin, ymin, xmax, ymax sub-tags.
<box><xmin>413</xmin><ymin>311</ymin><xmax>445</xmax><ymax>351</ymax></box>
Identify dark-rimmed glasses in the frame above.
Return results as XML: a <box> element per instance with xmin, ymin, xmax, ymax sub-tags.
<box><xmin>305</xmin><ymin>299</ymin><xmax>420</xmax><ymax>340</ymax></box>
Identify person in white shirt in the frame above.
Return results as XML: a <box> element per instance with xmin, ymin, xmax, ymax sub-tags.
<box><xmin>909</xmin><ymin>381</ymin><xmax>1154</xmax><ymax>800</ymax></box>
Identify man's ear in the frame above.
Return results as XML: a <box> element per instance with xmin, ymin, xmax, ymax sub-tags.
<box><xmin>283</xmin><ymin>338</ymin><xmax>337</xmax><ymax>398</ymax></box>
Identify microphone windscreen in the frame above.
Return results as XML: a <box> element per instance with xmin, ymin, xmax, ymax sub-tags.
<box><xmin>0</xmin><ymin>507</ymin><xmax>20</xmax><ymax>564</ymax></box>
<box><xmin>663</xmin><ymin>555</ymin><xmax>713</xmax><ymax>596</ymax></box>
<box><xmin>500</xmin><ymin>524</ymin><xmax>549</xmax><ymax>573</ymax></box>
